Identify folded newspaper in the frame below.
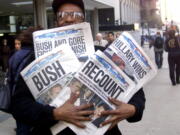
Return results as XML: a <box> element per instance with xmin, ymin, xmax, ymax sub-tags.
<box><xmin>51</xmin><ymin>50</ymin><xmax>136</xmax><ymax>135</ymax></box>
<box><xmin>33</xmin><ymin>22</ymin><xmax>95</xmax><ymax>63</ymax></box>
<box><xmin>104</xmin><ymin>32</ymin><xmax>157</xmax><ymax>102</ymax></box>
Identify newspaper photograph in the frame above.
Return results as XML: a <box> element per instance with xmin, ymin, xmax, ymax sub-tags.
<box><xmin>104</xmin><ymin>32</ymin><xmax>157</xmax><ymax>96</ymax></box>
<box><xmin>51</xmin><ymin>50</ymin><xmax>136</xmax><ymax>135</ymax></box>
<box><xmin>33</xmin><ymin>22</ymin><xmax>95</xmax><ymax>62</ymax></box>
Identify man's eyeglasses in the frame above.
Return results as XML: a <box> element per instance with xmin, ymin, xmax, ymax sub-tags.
<box><xmin>57</xmin><ymin>11</ymin><xmax>84</xmax><ymax>21</ymax></box>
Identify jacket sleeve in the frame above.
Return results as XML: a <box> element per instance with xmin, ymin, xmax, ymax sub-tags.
<box><xmin>126</xmin><ymin>88</ymin><xmax>146</xmax><ymax>122</ymax></box>
<box><xmin>11</xmin><ymin>75</ymin><xmax>57</xmax><ymax>127</ymax></box>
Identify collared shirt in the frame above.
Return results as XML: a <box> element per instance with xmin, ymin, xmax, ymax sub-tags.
<box><xmin>94</xmin><ymin>39</ymin><xmax>108</xmax><ymax>47</ymax></box>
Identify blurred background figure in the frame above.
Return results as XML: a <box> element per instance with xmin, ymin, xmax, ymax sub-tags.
<box><xmin>105</xmin><ymin>32</ymin><xmax>115</xmax><ymax>48</ymax></box>
<box><xmin>165</xmin><ymin>30</ymin><xmax>180</xmax><ymax>86</ymax></box>
<box><xmin>94</xmin><ymin>33</ymin><xmax>107</xmax><ymax>47</ymax></box>
<box><xmin>141</xmin><ymin>35</ymin><xmax>145</xmax><ymax>47</ymax></box>
<box><xmin>153</xmin><ymin>32</ymin><xmax>164</xmax><ymax>69</ymax></box>
<box><xmin>115</xmin><ymin>32</ymin><xmax>120</xmax><ymax>39</ymax></box>
<box><xmin>10</xmin><ymin>37</ymin><xmax>22</xmax><ymax>57</ymax></box>
<box><xmin>0</xmin><ymin>39</ymin><xmax>11</xmax><ymax>72</ymax></box>
<box><xmin>14</xmin><ymin>38</ymin><xmax>22</xmax><ymax>51</ymax></box>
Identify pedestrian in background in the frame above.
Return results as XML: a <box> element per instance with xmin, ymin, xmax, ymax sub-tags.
<box><xmin>14</xmin><ymin>38</ymin><xmax>22</xmax><ymax>51</ymax></box>
<box><xmin>141</xmin><ymin>35</ymin><xmax>145</xmax><ymax>47</ymax></box>
<box><xmin>10</xmin><ymin>37</ymin><xmax>22</xmax><ymax>57</ymax></box>
<box><xmin>105</xmin><ymin>32</ymin><xmax>115</xmax><ymax>48</ymax></box>
<box><xmin>0</xmin><ymin>39</ymin><xmax>11</xmax><ymax>72</ymax></box>
<box><xmin>165</xmin><ymin>30</ymin><xmax>180</xmax><ymax>86</ymax></box>
<box><xmin>153</xmin><ymin>32</ymin><xmax>164</xmax><ymax>69</ymax></box>
<box><xmin>94</xmin><ymin>33</ymin><xmax>108</xmax><ymax>47</ymax></box>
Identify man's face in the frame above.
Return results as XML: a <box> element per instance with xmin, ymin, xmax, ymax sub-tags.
<box><xmin>70</xmin><ymin>81</ymin><xmax>82</xmax><ymax>93</ymax></box>
<box><xmin>112</xmin><ymin>54</ymin><xmax>125</xmax><ymax>70</ymax></box>
<box><xmin>94</xmin><ymin>106</ymin><xmax>105</xmax><ymax>118</ymax></box>
<box><xmin>108</xmin><ymin>34</ymin><xmax>114</xmax><ymax>42</ymax></box>
<box><xmin>84</xmin><ymin>90</ymin><xmax>92</xmax><ymax>99</ymax></box>
<box><xmin>50</xmin><ymin>85</ymin><xmax>62</xmax><ymax>98</ymax></box>
<box><xmin>96</xmin><ymin>35</ymin><xmax>102</xmax><ymax>41</ymax></box>
<box><xmin>3</xmin><ymin>39</ymin><xmax>7</xmax><ymax>46</ymax></box>
<box><xmin>57</xmin><ymin>3</ymin><xmax>84</xmax><ymax>27</ymax></box>
<box><xmin>15</xmin><ymin>39</ymin><xmax>21</xmax><ymax>51</ymax></box>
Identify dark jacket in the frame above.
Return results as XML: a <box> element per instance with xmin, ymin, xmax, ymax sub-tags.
<box><xmin>165</xmin><ymin>36</ymin><xmax>180</xmax><ymax>56</ymax></box>
<box><xmin>11</xmin><ymin>46</ymin><xmax>146</xmax><ymax>135</ymax></box>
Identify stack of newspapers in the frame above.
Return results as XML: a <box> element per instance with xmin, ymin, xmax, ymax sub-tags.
<box><xmin>21</xmin><ymin>22</ymin><xmax>157</xmax><ymax>135</ymax></box>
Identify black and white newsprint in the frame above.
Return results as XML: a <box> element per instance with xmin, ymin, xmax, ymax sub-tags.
<box><xmin>104</xmin><ymin>32</ymin><xmax>157</xmax><ymax>102</ymax></box>
<box><xmin>33</xmin><ymin>22</ymin><xmax>95</xmax><ymax>63</ymax></box>
<box><xmin>21</xmin><ymin>44</ymin><xmax>81</xmax><ymax>132</ymax></box>
<box><xmin>51</xmin><ymin>51</ymin><xmax>136</xmax><ymax>135</ymax></box>
<box><xmin>21</xmin><ymin>44</ymin><xmax>81</xmax><ymax>101</ymax></box>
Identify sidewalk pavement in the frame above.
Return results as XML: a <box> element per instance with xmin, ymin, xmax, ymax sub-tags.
<box><xmin>118</xmin><ymin>45</ymin><xmax>180</xmax><ymax>135</ymax></box>
<box><xmin>0</xmin><ymin>112</ymin><xmax>15</xmax><ymax>135</ymax></box>
<box><xmin>0</xmin><ymin>45</ymin><xmax>180</xmax><ymax>135</ymax></box>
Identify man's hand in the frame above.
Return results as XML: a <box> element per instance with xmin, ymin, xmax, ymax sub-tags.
<box><xmin>100</xmin><ymin>98</ymin><xmax>136</xmax><ymax>130</ymax></box>
<box><xmin>53</xmin><ymin>92</ymin><xmax>94</xmax><ymax>128</ymax></box>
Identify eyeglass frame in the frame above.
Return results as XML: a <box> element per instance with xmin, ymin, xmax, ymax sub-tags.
<box><xmin>56</xmin><ymin>11</ymin><xmax>85</xmax><ymax>22</ymax></box>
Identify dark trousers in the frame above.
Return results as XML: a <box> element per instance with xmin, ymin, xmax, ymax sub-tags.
<box><xmin>155</xmin><ymin>51</ymin><xmax>163</xmax><ymax>69</ymax></box>
<box><xmin>168</xmin><ymin>54</ymin><xmax>180</xmax><ymax>84</ymax></box>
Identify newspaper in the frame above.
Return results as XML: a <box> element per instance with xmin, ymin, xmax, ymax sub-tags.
<box><xmin>33</xmin><ymin>22</ymin><xmax>95</xmax><ymax>63</ymax></box>
<box><xmin>21</xmin><ymin>44</ymin><xmax>81</xmax><ymax>100</ymax></box>
<box><xmin>21</xmin><ymin>44</ymin><xmax>81</xmax><ymax>132</ymax></box>
<box><xmin>51</xmin><ymin>50</ymin><xmax>136</xmax><ymax>135</ymax></box>
<box><xmin>104</xmin><ymin>32</ymin><xmax>157</xmax><ymax>102</ymax></box>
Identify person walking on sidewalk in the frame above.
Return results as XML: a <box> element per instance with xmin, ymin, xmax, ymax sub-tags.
<box><xmin>165</xmin><ymin>30</ymin><xmax>180</xmax><ymax>85</ymax></box>
<box><xmin>0</xmin><ymin>39</ymin><xmax>11</xmax><ymax>72</ymax></box>
<box><xmin>153</xmin><ymin>32</ymin><xmax>164</xmax><ymax>69</ymax></box>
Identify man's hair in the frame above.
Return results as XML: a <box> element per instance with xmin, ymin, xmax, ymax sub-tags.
<box><xmin>168</xmin><ymin>30</ymin><xmax>175</xmax><ymax>37</ymax></box>
<box><xmin>52</xmin><ymin>0</ymin><xmax>85</xmax><ymax>15</ymax></box>
<box><xmin>108</xmin><ymin>32</ymin><xmax>114</xmax><ymax>36</ymax></box>
<box><xmin>157</xmin><ymin>32</ymin><xmax>161</xmax><ymax>35</ymax></box>
<box><xmin>17</xmin><ymin>26</ymin><xmax>43</xmax><ymax>47</ymax></box>
<box><xmin>96</xmin><ymin>33</ymin><xmax>102</xmax><ymax>37</ymax></box>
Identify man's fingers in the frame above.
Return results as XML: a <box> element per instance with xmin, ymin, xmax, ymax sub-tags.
<box><xmin>101</xmin><ymin>117</ymin><xmax>117</xmax><ymax>126</ymax></box>
<box><xmin>77</xmin><ymin>110</ymin><xmax>94</xmax><ymax>116</ymax></box>
<box><xmin>76</xmin><ymin>103</ymin><xmax>94</xmax><ymax>110</ymax></box>
<box><xmin>101</xmin><ymin>110</ymin><xmax>119</xmax><ymax>116</ymax></box>
<box><xmin>68</xmin><ymin>91</ymin><xmax>80</xmax><ymax>104</ymax></box>
<box><xmin>109</xmin><ymin>97</ymin><xmax>123</xmax><ymax>106</ymax></box>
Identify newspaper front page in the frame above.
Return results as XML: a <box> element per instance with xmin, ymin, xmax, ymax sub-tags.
<box><xmin>51</xmin><ymin>50</ymin><xmax>136</xmax><ymax>135</ymax></box>
<box><xmin>21</xmin><ymin>44</ymin><xmax>81</xmax><ymax>100</ymax></box>
<box><xmin>33</xmin><ymin>22</ymin><xmax>95</xmax><ymax>63</ymax></box>
<box><xmin>104</xmin><ymin>32</ymin><xmax>157</xmax><ymax>102</ymax></box>
<box><xmin>21</xmin><ymin>44</ymin><xmax>81</xmax><ymax>133</ymax></box>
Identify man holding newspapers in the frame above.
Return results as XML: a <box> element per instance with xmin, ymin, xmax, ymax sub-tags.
<box><xmin>11</xmin><ymin>0</ymin><xmax>146</xmax><ymax>135</ymax></box>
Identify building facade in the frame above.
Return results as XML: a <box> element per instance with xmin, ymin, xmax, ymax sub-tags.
<box><xmin>140</xmin><ymin>0</ymin><xmax>162</xmax><ymax>28</ymax></box>
<box><xmin>119</xmin><ymin>0</ymin><xmax>141</xmax><ymax>25</ymax></box>
<box><xmin>0</xmin><ymin>0</ymin><xmax>141</xmax><ymax>37</ymax></box>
